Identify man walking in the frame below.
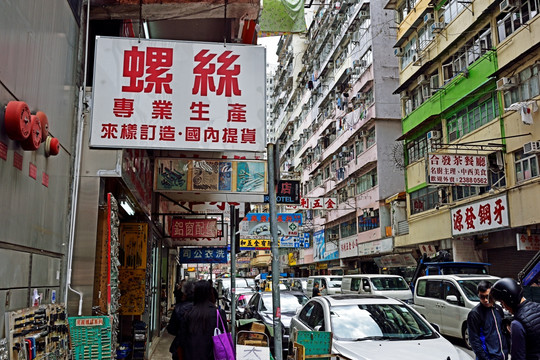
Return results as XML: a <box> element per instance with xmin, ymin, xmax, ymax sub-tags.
<box><xmin>467</xmin><ymin>280</ymin><xmax>508</xmax><ymax>360</ymax></box>
<box><xmin>312</xmin><ymin>282</ymin><xmax>322</xmax><ymax>297</ymax></box>
<box><xmin>490</xmin><ymin>278</ymin><xmax>540</xmax><ymax>360</ymax></box>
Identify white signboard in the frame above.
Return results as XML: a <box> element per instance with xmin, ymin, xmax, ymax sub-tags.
<box><xmin>237</xmin><ymin>345</ymin><xmax>270</xmax><ymax>360</ymax></box>
<box><xmin>285</xmin><ymin>197</ymin><xmax>338</xmax><ymax>210</ymax></box>
<box><xmin>516</xmin><ymin>233</ymin><xmax>540</xmax><ymax>251</ymax></box>
<box><xmin>428</xmin><ymin>154</ymin><xmax>488</xmax><ymax>185</ymax></box>
<box><xmin>339</xmin><ymin>237</ymin><xmax>358</xmax><ymax>258</ymax></box>
<box><xmin>358</xmin><ymin>238</ymin><xmax>393</xmax><ymax>256</ymax></box>
<box><xmin>451</xmin><ymin>195</ymin><xmax>509</xmax><ymax>236</ymax></box>
<box><xmin>90</xmin><ymin>36</ymin><xmax>266</xmax><ymax>151</ymax></box>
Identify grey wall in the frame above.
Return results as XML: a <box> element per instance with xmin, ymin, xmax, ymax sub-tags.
<box><xmin>0</xmin><ymin>0</ymin><xmax>81</xmax><ymax>334</ymax></box>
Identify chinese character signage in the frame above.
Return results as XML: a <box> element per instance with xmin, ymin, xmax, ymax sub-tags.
<box><xmin>516</xmin><ymin>233</ymin><xmax>540</xmax><ymax>251</ymax></box>
<box><xmin>451</xmin><ymin>195</ymin><xmax>509</xmax><ymax>236</ymax></box>
<box><xmin>244</xmin><ymin>213</ymin><xmax>303</xmax><ymax>224</ymax></box>
<box><xmin>313</xmin><ymin>229</ymin><xmax>339</xmax><ymax>262</ymax></box>
<box><xmin>155</xmin><ymin>158</ymin><xmax>267</xmax><ymax>194</ymax></box>
<box><xmin>264</xmin><ymin>180</ymin><xmax>300</xmax><ymax>204</ymax></box>
<box><xmin>286</xmin><ymin>197</ymin><xmax>337</xmax><ymax>210</ymax></box>
<box><xmin>171</xmin><ymin>228</ymin><xmax>227</xmax><ymax>246</ymax></box>
<box><xmin>179</xmin><ymin>248</ymin><xmax>227</xmax><ymax>263</ymax></box>
<box><xmin>239</xmin><ymin>238</ymin><xmax>271</xmax><ymax>250</ymax></box>
<box><xmin>428</xmin><ymin>154</ymin><xmax>488</xmax><ymax>185</ymax></box>
<box><xmin>339</xmin><ymin>237</ymin><xmax>358</xmax><ymax>258</ymax></box>
<box><xmin>170</xmin><ymin>218</ymin><xmax>218</xmax><ymax>238</ymax></box>
<box><xmin>90</xmin><ymin>37</ymin><xmax>266</xmax><ymax>152</ymax></box>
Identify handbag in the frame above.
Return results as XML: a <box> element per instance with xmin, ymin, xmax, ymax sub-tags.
<box><xmin>212</xmin><ymin>309</ymin><xmax>235</xmax><ymax>360</ymax></box>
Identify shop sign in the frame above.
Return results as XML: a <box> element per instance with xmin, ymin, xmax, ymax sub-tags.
<box><xmin>170</xmin><ymin>218</ymin><xmax>218</xmax><ymax>238</ymax></box>
<box><xmin>239</xmin><ymin>238</ymin><xmax>271</xmax><ymax>250</ymax></box>
<box><xmin>179</xmin><ymin>247</ymin><xmax>227</xmax><ymax>263</ymax></box>
<box><xmin>358</xmin><ymin>238</ymin><xmax>393</xmax><ymax>256</ymax></box>
<box><xmin>155</xmin><ymin>158</ymin><xmax>267</xmax><ymax>194</ymax></box>
<box><xmin>264</xmin><ymin>180</ymin><xmax>301</xmax><ymax>204</ymax></box>
<box><xmin>280</xmin><ymin>235</ymin><xmax>310</xmax><ymax>248</ymax></box>
<box><xmin>419</xmin><ymin>244</ymin><xmax>437</xmax><ymax>257</ymax></box>
<box><xmin>75</xmin><ymin>318</ymin><xmax>104</xmax><ymax>326</ymax></box>
<box><xmin>376</xmin><ymin>253</ymin><xmax>417</xmax><ymax>268</ymax></box>
<box><xmin>244</xmin><ymin>213</ymin><xmax>303</xmax><ymax>224</ymax></box>
<box><xmin>314</xmin><ymin>230</ymin><xmax>339</xmax><ymax>262</ymax></box>
<box><xmin>339</xmin><ymin>237</ymin><xmax>358</xmax><ymax>258</ymax></box>
<box><xmin>187</xmin><ymin>267</ymin><xmax>196</xmax><ymax>272</ymax></box>
<box><xmin>288</xmin><ymin>251</ymin><xmax>299</xmax><ymax>266</ymax></box>
<box><xmin>286</xmin><ymin>197</ymin><xmax>337</xmax><ymax>210</ymax></box>
<box><xmin>516</xmin><ymin>233</ymin><xmax>540</xmax><ymax>251</ymax></box>
<box><xmin>428</xmin><ymin>154</ymin><xmax>488</xmax><ymax>185</ymax></box>
<box><xmin>171</xmin><ymin>228</ymin><xmax>227</xmax><ymax>246</ymax></box>
<box><xmin>90</xmin><ymin>37</ymin><xmax>266</xmax><ymax>152</ymax></box>
<box><xmin>451</xmin><ymin>195</ymin><xmax>509</xmax><ymax>236</ymax></box>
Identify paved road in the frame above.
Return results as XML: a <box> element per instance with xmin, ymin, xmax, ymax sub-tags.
<box><xmin>445</xmin><ymin>335</ymin><xmax>475</xmax><ymax>358</ymax></box>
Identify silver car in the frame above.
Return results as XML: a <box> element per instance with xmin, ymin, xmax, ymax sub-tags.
<box><xmin>288</xmin><ymin>294</ymin><xmax>473</xmax><ymax>360</ymax></box>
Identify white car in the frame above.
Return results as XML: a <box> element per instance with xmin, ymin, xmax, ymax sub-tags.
<box><xmin>288</xmin><ymin>294</ymin><xmax>473</xmax><ymax>360</ymax></box>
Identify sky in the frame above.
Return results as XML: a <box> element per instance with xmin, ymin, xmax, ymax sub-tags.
<box><xmin>258</xmin><ymin>36</ymin><xmax>280</xmax><ymax>66</ymax></box>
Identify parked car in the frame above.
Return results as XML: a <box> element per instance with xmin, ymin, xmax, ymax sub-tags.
<box><xmin>306</xmin><ymin>276</ymin><xmax>343</xmax><ymax>298</ymax></box>
<box><xmin>341</xmin><ymin>274</ymin><xmax>412</xmax><ymax>303</ymax></box>
<box><xmin>215</xmin><ymin>277</ymin><xmax>256</xmax><ymax>311</ymax></box>
<box><xmin>244</xmin><ymin>291</ymin><xmax>308</xmax><ymax>354</ymax></box>
<box><xmin>411</xmin><ymin>274</ymin><xmax>500</xmax><ymax>348</ymax></box>
<box><xmin>235</xmin><ymin>291</ymin><xmax>257</xmax><ymax>319</ymax></box>
<box><xmin>288</xmin><ymin>294</ymin><xmax>473</xmax><ymax>360</ymax></box>
<box><xmin>286</xmin><ymin>278</ymin><xmax>308</xmax><ymax>293</ymax></box>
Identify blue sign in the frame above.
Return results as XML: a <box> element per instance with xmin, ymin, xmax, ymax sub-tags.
<box><xmin>245</xmin><ymin>213</ymin><xmax>303</xmax><ymax>225</ymax></box>
<box><xmin>178</xmin><ymin>247</ymin><xmax>227</xmax><ymax>263</ymax></box>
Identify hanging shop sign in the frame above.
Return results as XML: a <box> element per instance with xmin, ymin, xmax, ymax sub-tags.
<box><xmin>280</xmin><ymin>234</ymin><xmax>310</xmax><ymax>248</ymax></box>
<box><xmin>313</xmin><ymin>230</ymin><xmax>339</xmax><ymax>262</ymax></box>
<box><xmin>244</xmin><ymin>213</ymin><xmax>303</xmax><ymax>223</ymax></box>
<box><xmin>285</xmin><ymin>197</ymin><xmax>337</xmax><ymax>210</ymax></box>
<box><xmin>239</xmin><ymin>213</ymin><xmax>303</xmax><ymax>250</ymax></box>
<box><xmin>357</xmin><ymin>238</ymin><xmax>393</xmax><ymax>256</ymax></box>
<box><xmin>451</xmin><ymin>194</ymin><xmax>509</xmax><ymax>236</ymax></box>
<box><xmin>90</xmin><ymin>37</ymin><xmax>266</xmax><ymax>152</ymax></box>
<box><xmin>155</xmin><ymin>158</ymin><xmax>267</xmax><ymax>194</ymax></box>
<box><xmin>263</xmin><ymin>180</ymin><xmax>301</xmax><ymax>204</ymax></box>
<box><xmin>428</xmin><ymin>154</ymin><xmax>488</xmax><ymax>185</ymax></box>
<box><xmin>339</xmin><ymin>237</ymin><xmax>358</xmax><ymax>258</ymax></box>
<box><xmin>171</xmin><ymin>228</ymin><xmax>227</xmax><ymax>246</ymax></box>
<box><xmin>178</xmin><ymin>247</ymin><xmax>227</xmax><ymax>263</ymax></box>
<box><xmin>419</xmin><ymin>244</ymin><xmax>437</xmax><ymax>257</ymax></box>
<box><xmin>516</xmin><ymin>233</ymin><xmax>540</xmax><ymax>251</ymax></box>
<box><xmin>170</xmin><ymin>218</ymin><xmax>218</xmax><ymax>238</ymax></box>
<box><xmin>239</xmin><ymin>238</ymin><xmax>271</xmax><ymax>250</ymax></box>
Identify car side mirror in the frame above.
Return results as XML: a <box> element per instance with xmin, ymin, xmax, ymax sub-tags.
<box><xmin>363</xmin><ymin>285</ymin><xmax>371</xmax><ymax>293</ymax></box>
<box><xmin>446</xmin><ymin>295</ymin><xmax>458</xmax><ymax>304</ymax></box>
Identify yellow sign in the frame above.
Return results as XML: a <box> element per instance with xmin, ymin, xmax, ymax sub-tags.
<box><xmin>316</xmin><ymin>263</ymin><xmax>328</xmax><ymax>270</ymax></box>
<box><xmin>187</xmin><ymin>267</ymin><xmax>196</xmax><ymax>272</ymax></box>
<box><xmin>239</xmin><ymin>238</ymin><xmax>271</xmax><ymax>250</ymax></box>
<box><xmin>288</xmin><ymin>253</ymin><xmax>297</xmax><ymax>266</ymax></box>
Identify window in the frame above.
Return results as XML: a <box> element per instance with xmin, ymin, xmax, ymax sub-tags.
<box><xmin>441</xmin><ymin>0</ymin><xmax>466</xmax><ymax>24</ymax></box>
<box><xmin>356</xmin><ymin>169</ymin><xmax>378</xmax><ymax>194</ymax></box>
<box><xmin>351</xmin><ymin>278</ymin><xmax>361</xmax><ymax>292</ymax></box>
<box><xmin>307</xmin><ymin>302</ymin><xmax>325</xmax><ymax>330</ymax></box>
<box><xmin>443</xmin><ymin>281</ymin><xmax>464</xmax><ymax>306</ymax></box>
<box><xmin>340</xmin><ymin>219</ymin><xmax>357</xmax><ymax>238</ymax></box>
<box><xmin>358</xmin><ymin>209</ymin><xmax>380</xmax><ymax>232</ymax></box>
<box><xmin>410</xmin><ymin>186</ymin><xmax>439</xmax><ymax>214</ymax></box>
<box><xmin>503</xmin><ymin>64</ymin><xmax>540</xmax><ymax>106</ymax></box>
<box><xmin>497</xmin><ymin>0</ymin><xmax>540</xmax><ymax>42</ymax></box>
<box><xmin>425</xmin><ymin>280</ymin><xmax>443</xmax><ymax>299</ymax></box>
<box><xmin>355</xmin><ymin>139</ymin><xmax>365</xmax><ymax>157</ymax></box>
<box><xmin>401</xmin><ymin>37</ymin><xmax>418</xmax><ymax>68</ymax></box>
<box><xmin>446</xmin><ymin>93</ymin><xmax>499</xmax><ymax>141</ymax></box>
<box><xmin>299</xmin><ymin>302</ymin><xmax>315</xmax><ymax>324</ymax></box>
<box><xmin>366</xmin><ymin>128</ymin><xmax>376</xmax><ymax>147</ymax></box>
<box><xmin>406</xmin><ymin>126</ymin><xmax>442</xmax><ymax>164</ymax></box>
<box><xmin>515</xmin><ymin>149</ymin><xmax>539</xmax><ymax>182</ymax></box>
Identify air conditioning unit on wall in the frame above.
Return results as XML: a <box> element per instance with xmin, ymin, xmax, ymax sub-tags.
<box><xmin>500</xmin><ymin>0</ymin><xmax>518</xmax><ymax>12</ymax></box>
<box><xmin>523</xmin><ymin>141</ymin><xmax>540</xmax><ymax>154</ymax></box>
<box><xmin>497</xmin><ymin>76</ymin><xmax>517</xmax><ymax>91</ymax></box>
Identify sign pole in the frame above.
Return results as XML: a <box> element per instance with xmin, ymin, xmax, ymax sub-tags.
<box><xmin>268</xmin><ymin>143</ymin><xmax>283</xmax><ymax>359</ymax></box>
<box><xmin>230</xmin><ymin>204</ymin><xmax>237</xmax><ymax>347</ymax></box>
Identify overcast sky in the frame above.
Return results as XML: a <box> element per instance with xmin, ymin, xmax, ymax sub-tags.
<box><xmin>258</xmin><ymin>36</ymin><xmax>280</xmax><ymax>66</ymax></box>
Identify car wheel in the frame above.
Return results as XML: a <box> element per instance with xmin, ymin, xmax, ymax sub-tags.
<box><xmin>462</xmin><ymin>323</ymin><xmax>472</xmax><ymax>349</ymax></box>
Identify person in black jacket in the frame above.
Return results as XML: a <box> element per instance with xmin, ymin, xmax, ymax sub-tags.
<box><xmin>183</xmin><ymin>280</ymin><xmax>228</xmax><ymax>360</ymax></box>
<box><xmin>467</xmin><ymin>280</ymin><xmax>508</xmax><ymax>360</ymax></box>
<box><xmin>491</xmin><ymin>278</ymin><xmax>540</xmax><ymax>360</ymax></box>
<box><xmin>167</xmin><ymin>279</ymin><xmax>195</xmax><ymax>360</ymax></box>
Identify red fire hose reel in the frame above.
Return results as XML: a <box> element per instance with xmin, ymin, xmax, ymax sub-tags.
<box><xmin>4</xmin><ymin>101</ymin><xmax>59</xmax><ymax>156</ymax></box>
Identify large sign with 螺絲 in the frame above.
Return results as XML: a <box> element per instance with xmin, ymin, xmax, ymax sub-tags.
<box><xmin>90</xmin><ymin>36</ymin><xmax>266</xmax><ymax>152</ymax></box>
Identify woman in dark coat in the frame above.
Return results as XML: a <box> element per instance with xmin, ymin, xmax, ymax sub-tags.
<box><xmin>183</xmin><ymin>280</ymin><xmax>228</xmax><ymax>360</ymax></box>
<box><xmin>167</xmin><ymin>279</ymin><xmax>195</xmax><ymax>360</ymax></box>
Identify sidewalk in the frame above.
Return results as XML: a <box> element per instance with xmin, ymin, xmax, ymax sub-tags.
<box><xmin>149</xmin><ymin>332</ymin><xmax>173</xmax><ymax>360</ymax></box>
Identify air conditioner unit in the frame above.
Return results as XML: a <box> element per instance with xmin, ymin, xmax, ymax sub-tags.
<box><xmin>329</xmin><ymin>234</ymin><xmax>339</xmax><ymax>240</ymax></box>
<box><xmin>523</xmin><ymin>141</ymin><xmax>540</xmax><ymax>154</ymax></box>
<box><xmin>500</xmin><ymin>0</ymin><xmax>518</xmax><ymax>12</ymax></box>
<box><xmin>424</xmin><ymin>13</ymin><xmax>434</xmax><ymax>23</ymax></box>
<box><xmin>497</xmin><ymin>76</ymin><xmax>517</xmax><ymax>91</ymax></box>
<box><xmin>431</xmin><ymin>22</ymin><xmax>445</xmax><ymax>32</ymax></box>
<box><xmin>394</xmin><ymin>47</ymin><xmax>404</xmax><ymax>57</ymax></box>
<box><xmin>426</xmin><ymin>130</ymin><xmax>441</xmax><ymax>141</ymax></box>
<box><xmin>359</xmin><ymin>10</ymin><xmax>369</xmax><ymax>17</ymax></box>
<box><xmin>417</xmin><ymin>74</ymin><xmax>429</xmax><ymax>85</ymax></box>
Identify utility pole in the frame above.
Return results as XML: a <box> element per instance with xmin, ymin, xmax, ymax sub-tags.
<box><xmin>268</xmin><ymin>143</ymin><xmax>283</xmax><ymax>359</ymax></box>
<box><xmin>230</xmin><ymin>204</ymin><xmax>237</xmax><ymax>347</ymax></box>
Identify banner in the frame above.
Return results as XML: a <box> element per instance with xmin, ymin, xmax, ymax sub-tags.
<box><xmin>178</xmin><ymin>247</ymin><xmax>227</xmax><ymax>263</ymax></box>
<box><xmin>170</xmin><ymin>218</ymin><xmax>218</xmax><ymax>238</ymax></box>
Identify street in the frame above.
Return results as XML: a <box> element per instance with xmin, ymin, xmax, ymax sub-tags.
<box><xmin>444</xmin><ymin>336</ymin><xmax>475</xmax><ymax>358</ymax></box>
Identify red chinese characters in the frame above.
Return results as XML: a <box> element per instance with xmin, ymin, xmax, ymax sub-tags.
<box><xmin>170</xmin><ymin>218</ymin><xmax>218</xmax><ymax>238</ymax></box>
<box><xmin>122</xmin><ymin>46</ymin><xmax>173</xmax><ymax>94</ymax></box>
<box><xmin>452</xmin><ymin>195</ymin><xmax>508</xmax><ymax>235</ymax></box>
<box><xmin>429</xmin><ymin>154</ymin><xmax>488</xmax><ymax>185</ymax></box>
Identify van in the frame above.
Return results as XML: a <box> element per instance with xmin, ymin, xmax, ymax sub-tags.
<box><xmin>341</xmin><ymin>274</ymin><xmax>412</xmax><ymax>302</ymax></box>
<box><xmin>306</xmin><ymin>276</ymin><xmax>343</xmax><ymax>298</ymax></box>
<box><xmin>412</xmin><ymin>274</ymin><xmax>500</xmax><ymax>348</ymax></box>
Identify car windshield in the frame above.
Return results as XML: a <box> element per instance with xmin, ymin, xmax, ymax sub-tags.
<box><xmin>245</xmin><ymin>278</ymin><xmax>256</xmax><ymax>287</ymax></box>
<box><xmin>458</xmin><ymin>279</ymin><xmax>496</xmax><ymax>301</ymax></box>
<box><xmin>330</xmin><ymin>303</ymin><xmax>437</xmax><ymax>341</ymax></box>
<box><xmin>261</xmin><ymin>294</ymin><xmax>308</xmax><ymax>313</ymax></box>
<box><xmin>370</xmin><ymin>277</ymin><xmax>409</xmax><ymax>291</ymax></box>
<box><xmin>328</xmin><ymin>278</ymin><xmax>342</xmax><ymax>288</ymax></box>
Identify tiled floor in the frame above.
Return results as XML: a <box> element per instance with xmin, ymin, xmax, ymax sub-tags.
<box><xmin>149</xmin><ymin>332</ymin><xmax>173</xmax><ymax>360</ymax></box>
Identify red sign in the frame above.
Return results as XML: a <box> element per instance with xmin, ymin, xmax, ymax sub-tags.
<box><xmin>29</xmin><ymin>162</ymin><xmax>37</xmax><ymax>179</ymax></box>
<box><xmin>170</xmin><ymin>218</ymin><xmax>218</xmax><ymax>238</ymax></box>
<box><xmin>0</xmin><ymin>141</ymin><xmax>7</xmax><ymax>161</ymax></box>
<box><xmin>42</xmin><ymin>172</ymin><xmax>49</xmax><ymax>187</ymax></box>
<box><xmin>13</xmin><ymin>152</ymin><xmax>23</xmax><ymax>171</ymax></box>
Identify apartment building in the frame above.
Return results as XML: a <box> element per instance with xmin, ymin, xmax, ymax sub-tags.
<box><xmin>385</xmin><ymin>0</ymin><xmax>540</xmax><ymax>276</ymax></box>
<box><xmin>269</xmin><ymin>0</ymin><xmax>404</xmax><ymax>275</ymax></box>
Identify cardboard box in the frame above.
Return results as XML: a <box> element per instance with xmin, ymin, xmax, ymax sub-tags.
<box><xmin>250</xmin><ymin>322</ymin><xmax>266</xmax><ymax>333</ymax></box>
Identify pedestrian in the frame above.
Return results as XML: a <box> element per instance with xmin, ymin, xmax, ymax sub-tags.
<box><xmin>173</xmin><ymin>279</ymin><xmax>186</xmax><ymax>305</ymax></box>
<box><xmin>167</xmin><ymin>279</ymin><xmax>195</xmax><ymax>360</ymax></box>
<box><xmin>183</xmin><ymin>280</ymin><xmax>228</xmax><ymax>360</ymax></box>
<box><xmin>312</xmin><ymin>282</ymin><xmax>322</xmax><ymax>297</ymax></box>
<box><xmin>490</xmin><ymin>277</ymin><xmax>540</xmax><ymax>360</ymax></box>
<box><xmin>467</xmin><ymin>280</ymin><xmax>509</xmax><ymax>360</ymax></box>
